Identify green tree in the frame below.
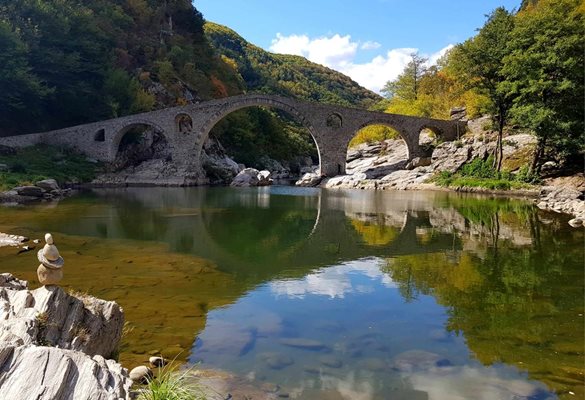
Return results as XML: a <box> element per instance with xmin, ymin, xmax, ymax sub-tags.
<box><xmin>0</xmin><ymin>21</ymin><xmax>49</xmax><ymax>135</ymax></box>
<box><xmin>453</xmin><ymin>8</ymin><xmax>515</xmax><ymax>171</ymax></box>
<box><xmin>382</xmin><ymin>52</ymin><xmax>428</xmax><ymax>101</ymax></box>
<box><xmin>502</xmin><ymin>0</ymin><xmax>584</xmax><ymax>172</ymax></box>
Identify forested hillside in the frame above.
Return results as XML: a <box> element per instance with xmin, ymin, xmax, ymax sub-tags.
<box><xmin>204</xmin><ymin>22</ymin><xmax>380</xmax><ymax>108</ymax></box>
<box><xmin>0</xmin><ymin>0</ymin><xmax>377</xmax><ymax>154</ymax></box>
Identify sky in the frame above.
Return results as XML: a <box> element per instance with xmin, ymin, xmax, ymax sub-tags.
<box><xmin>195</xmin><ymin>0</ymin><xmax>521</xmax><ymax>93</ymax></box>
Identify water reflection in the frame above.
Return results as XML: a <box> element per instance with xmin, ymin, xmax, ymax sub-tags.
<box><xmin>0</xmin><ymin>187</ymin><xmax>582</xmax><ymax>399</ymax></box>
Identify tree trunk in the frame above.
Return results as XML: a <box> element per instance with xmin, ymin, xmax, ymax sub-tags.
<box><xmin>495</xmin><ymin>113</ymin><xmax>504</xmax><ymax>172</ymax></box>
<box><xmin>530</xmin><ymin>134</ymin><xmax>547</xmax><ymax>174</ymax></box>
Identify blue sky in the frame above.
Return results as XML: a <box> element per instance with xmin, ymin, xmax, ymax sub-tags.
<box><xmin>195</xmin><ymin>0</ymin><xmax>521</xmax><ymax>92</ymax></box>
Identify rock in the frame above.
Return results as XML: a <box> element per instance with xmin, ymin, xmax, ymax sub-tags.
<box><xmin>14</xmin><ymin>185</ymin><xmax>44</xmax><ymax>198</ymax></box>
<box><xmin>319</xmin><ymin>355</ymin><xmax>343</xmax><ymax>368</ymax></box>
<box><xmin>450</xmin><ymin>107</ymin><xmax>467</xmax><ymax>120</ymax></box>
<box><xmin>391</xmin><ymin>350</ymin><xmax>443</xmax><ymax>372</ymax></box>
<box><xmin>405</xmin><ymin>157</ymin><xmax>432</xmax><ymax>170</ymax></box>
<box><xmin>129</xmin><ymin>365</ymin><xmax>153</xmax><ymax>383</ymax></box>
<box><xmin>258</xmin><ymin>170</ymin><xmax>272</xmax><ymax>186</ymax></box>
<box><xmin>0</xmin><ymin>163</ymin><xmax>8</xmax><ymax>172</ymax></box>
<box><xmin>36</xmin><ymin>233</ymin><xmax>65</xmax><ymax>286</ymax></box>
<box><xmin>0</xmin><ymin>273</ymin><xmax>27</xmax><ymax>290</ymax></box>
<box><xmin>568</xmin><ymin>218</ymin><xmax>583</xmax><ymax>228</ymax></box>
<box><xmin>35</xmin><ymin>179</ymin><xmax>60</xmax><ymax>192</ymax></box>
<box><xmin>259</xmin><ymin>352</ymin><xmax>294</xmax><ymax>370</ymax></box>
<box><xmin>230</xmin><ymin>168</ymin><xmax>271</xmax><ymax>187</ymax></box>
<box><xmin>359</xmin><ymin>357</ymin><xmax>388</xmax><ymax>371</ymax></box>
<box><xmin>431</xmin><ymin>142</ymin><xmax>472</xmax><ymax>173</ymax></box>
<box><xmin>0</xmin><ymin>277</ymin><xmax>124</xmax><ymax>358</ymax></box>
<box><xmin>0</xmin><ymin>345</ymin><xmax>132</xmax><ymax>400</ymax></box>
<box><xmin>0</xmin><ymin>233</ymin><xmax>28</xmax><ymax>248</ymax></box>
<box><xmin>149</xmin><ymin>356</ymin><xmax>168</xmax><ymax>368</ymax></box>
<box><xmin>279</xmin><ymin>338</ymin><xmax>328</xmax><ymax>351</ymax></box>
<box><xmin>295</xmin><ymin>172</ymin><xmax>323</xmax><ymax>187</ymax></box>
<box><xmin>36</xmin><ymin>264</ymin><xmax>64</xmax><ymax>285</ymax></box>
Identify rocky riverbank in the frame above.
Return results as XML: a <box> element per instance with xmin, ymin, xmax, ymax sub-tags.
<box><xmin>295</xmin><ymin>131</ymin><xmax>585</xmax><ymax>227</ymax></box>
<box><xmin>0</xmin><ymin>179</ymin><xmax>73</xmax><ymax>204</ymax></box>
<box><xmin>0</xmin><ymin>273</ymin><xmax>131</xmax><ymax>399</ymax></box>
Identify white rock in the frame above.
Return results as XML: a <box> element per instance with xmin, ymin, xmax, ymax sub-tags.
<box><xmin>0</xmin><ymin>345</ymin><xmax>131</xmax><ymax>400</ymax></box>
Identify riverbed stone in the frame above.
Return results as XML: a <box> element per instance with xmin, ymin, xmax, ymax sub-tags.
<box><xmin>259</xmin><ymin>352</ymin><xmax>294</xmax><ymax>370</ymax></box>
<box><xmin>391</xmin><ymin>350</ymin><xmax>443</xmax><ymax>372</ymax></box>
<box><xmin>359</xmin><ymin>357</ymin><xmax>388</xmax><ymax>371</ymax></box>
<box><xmin>279</xmin><ymin>337</ymin><xmax>328</xmax><ymax>351</ymax></box>
<box><xmin>319</xmin><ymin>355</ymin><xmax>343</xmax><ymax>368</ymax></box>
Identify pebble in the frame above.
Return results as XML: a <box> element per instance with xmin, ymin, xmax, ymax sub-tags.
<box><xmin>149</xmin><ymin>356</ymin><xmax>167</xmax><ymax>368</ymax></box>
<box><xmin>129</xmin><ymin>365</ymin><xmax>153</xmax><ymax>383</ymax></box>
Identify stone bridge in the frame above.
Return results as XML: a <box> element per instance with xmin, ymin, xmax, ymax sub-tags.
<box><xmin>0</xmin><ymin>94</ymin><xmax>464</xmax><ymax>181</ymax></box>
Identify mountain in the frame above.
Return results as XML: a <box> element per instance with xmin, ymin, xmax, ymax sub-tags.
<box><xmin>204</xmin><ymin>22</ymin><xmax>381</xmax><ymax>108</ymax></box>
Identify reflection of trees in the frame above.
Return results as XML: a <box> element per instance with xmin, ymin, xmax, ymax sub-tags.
<box><xmin>383</xmin><ymin>207</ymin><xmax>584</xmax><ymax>397</ymax></box>
<box><xmin>115</xmin><ymin>198</ymin><xmax>169</xmax><ymax>240</ymax></box>
<box><xmin>349</xmin><ymin>216</ymin><xmax>399</xmax><ymax>246</ymax></box>
<box><xmin>203</xmin><ymin>207</ymin><xmax>315</xmax><ymax>263</ymax></box>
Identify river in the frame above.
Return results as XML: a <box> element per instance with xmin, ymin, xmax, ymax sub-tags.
<box><xmin>0</xmin><ymin>187</ymin><xmax>582</xmax><ymax>399</ymax></box>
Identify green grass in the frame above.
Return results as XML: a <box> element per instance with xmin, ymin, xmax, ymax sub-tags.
<box><xmin>139</xmin><ymin>364</ymin><xmax>208</xmax><ymax>400</ymax></box>
<box><xmin>0</xmin><ymin>145</ymin><xmax>99</xmax><ymax>191</ymax></box>
<box><xmin>432</xmin><ymin>156</ymin><xmax>539</xmax><ymax>191</ymax></box>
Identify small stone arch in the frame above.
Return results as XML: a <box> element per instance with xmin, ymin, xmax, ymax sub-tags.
<box><xmin>94</xmin><ymin>128</ymin><xmax>105</xmax><ymax>142</ymax></box>
<box><xmin>175</xmin><ymin>113</ymin><xmax>193</xmax><ymax>134</ymax></box>
<box><xmin>326</xmin><ymin>113</ymin><xmax>343</xmax><ymax>129</ymax></box>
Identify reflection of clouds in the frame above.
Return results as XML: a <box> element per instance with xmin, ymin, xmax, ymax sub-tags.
<box><xmin>409</xmin><ymin>365</ymin><xmax>550</xmax><ymax>400</ymax></box>
<box><xmin>280</xmin><ymin>365</ymin><xmax>551</xmax><ymax>400</ymax></box>
<box><xmin>270</xmin><ymin>258</ymin><xmax>396</xmax><ymax>299</ymax></box>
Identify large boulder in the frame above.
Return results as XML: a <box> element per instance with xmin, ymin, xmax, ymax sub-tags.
<box><xmin>0</xmin><ymin>274</ymin><xmax>131</xmax><ymax>399</ymax></box>
<box><xmin>295</xmin><ymin>172</ymin><xmax>323</xmax><ymax>187</ymax></box>
<box><xmin>14</xmin><ymin>186</ymin><xmax>44</xmax><ymax>198</ymax></box>
<box><xmin>231</xmin><ymin>168</ymin><xmax>273</xmax><ymax>187</ymax></box>
<box><xmin>35</xmin><ymin>179</ymin><xmax>60</xmax><ymax>192</ymax></box>
<box><xmin>0</xmin><ymin>345</ymin><xmax>131</xmax><ymax>400</ymax></box>
<box><xmin>0</xmin><ymin>276</ymin><xmax>124</xmax><ymax>358</ymax></box>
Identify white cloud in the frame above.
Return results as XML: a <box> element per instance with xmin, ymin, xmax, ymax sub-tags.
<box><xmin>270</xmin><ymin>258</ymin><xmax>396</xmax><ymax>299</ymax></box>
<box><xmin>361</xmin><ymin>41</ymin><xmax>381</xmax><ymax>50</ymax></box>
<box><xmin>427</xmin><ymin>44</ymin><xmax>454</xmax><ymax>66</ymax></box>
<box><xmin>269</xmin><ymin>33</ymin><xmax>454</xmax><ymax>94</ymax></box>
<box><xmin>270</xmin><ymin>33</ymin><xmax>358</xmax><ymax>69</ymax></box>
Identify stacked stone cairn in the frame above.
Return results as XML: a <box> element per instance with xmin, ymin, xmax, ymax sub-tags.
<box><xmin>36</xmin><ymin>233</ymin><xmax>64</xmax><ymax>285</ymax></box>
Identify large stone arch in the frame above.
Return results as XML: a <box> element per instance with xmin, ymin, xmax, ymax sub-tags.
<box><xmin>110</xmin><ymin>120</ymin><xmax>168</xmax><ymax>160</ymax></box>
<box><xmin>195</xmin><ymin>95</ymin><xmax>321</xmax><ymax>170</ymax></box>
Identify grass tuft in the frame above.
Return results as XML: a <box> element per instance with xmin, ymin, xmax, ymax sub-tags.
<box><xmin>139</xmin><ymin>363</ymin><xmax>208</xmax><ymax>400</ymax></box>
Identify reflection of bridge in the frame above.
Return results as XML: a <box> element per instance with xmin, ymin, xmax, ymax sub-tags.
<box><xmin>1</xmin><ymin>94</ymin><xmax>464</xmax><ymax>179</ymax></box>
<box><xmin>47</xmin><ymin>187</ymin><xmax>461</xmax><ymax>281</ymax></box>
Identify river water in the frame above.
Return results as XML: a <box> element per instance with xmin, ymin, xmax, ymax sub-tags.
<box><xmin>0</xmin><ymin>187</ymin><xmax>582</xmax><ymax>399</ymax></box>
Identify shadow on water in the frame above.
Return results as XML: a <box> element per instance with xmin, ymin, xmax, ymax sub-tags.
<box><xmin>0</xmin><ymin>187</ymin><xmax>582</xmax><ymax>398</ymax></box>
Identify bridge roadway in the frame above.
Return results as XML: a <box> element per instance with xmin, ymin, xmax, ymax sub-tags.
<box><xmin>1</xmin><ymin>94</ymin><xmax>465</xmax><ymax>183</ymax></box>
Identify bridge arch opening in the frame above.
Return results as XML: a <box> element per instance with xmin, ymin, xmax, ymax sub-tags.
<box><xmin>200</xmin><ymin>98</ymin><xmax>320</xmax><ymax>182</ymax></box>
<box><xmin>418</xmin><ymin>126</ymin><xmax>443</xmax><ymax>156</ymax></box>
<box><xmin>345</xmin><ymin>123</ymin><xmax>410</xmax><ymax>177</ymax></box>
<box><xmin>176</xmin><ymin>113</ymin><xmax>193</xmax><ymax>134</ymax></box>
<box><xmin>110</xmin><ymin>122</ymin><xmax>172</xmax><ymax>171</ymax></box>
